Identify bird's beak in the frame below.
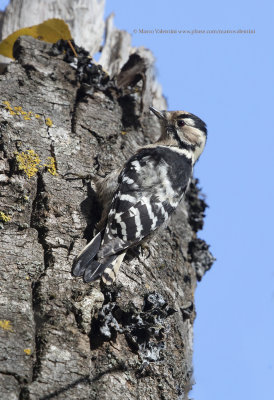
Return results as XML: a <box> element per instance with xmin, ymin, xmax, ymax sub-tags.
<box><xmin>149</xmin><ymin>106</ymin><xmax>165</xmax><ymax>120</ymax></box>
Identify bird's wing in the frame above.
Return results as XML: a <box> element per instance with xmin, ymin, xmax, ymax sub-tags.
<box><xmin>98</xmin><ymin>147</ymin><xmax>192</xmax><ymax>258</ymax></box>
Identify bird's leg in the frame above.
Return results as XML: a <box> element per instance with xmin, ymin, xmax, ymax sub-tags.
<box><xmin>127</xmin><ymin>243</ymin><xmax>151</xmax><ymax>262</ymax></box>
<box><xmin>140</xmin><ymin>242</ymin><xmax>151</xmax><ymax>260</ymax></box>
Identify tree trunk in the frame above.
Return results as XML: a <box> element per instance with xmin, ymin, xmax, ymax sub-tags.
<box><xmin>0</xmin><ymin>31</ymin><xmax>214</xmax><ymax>400</ymax></box>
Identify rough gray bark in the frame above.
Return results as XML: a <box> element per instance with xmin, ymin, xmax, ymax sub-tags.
<box><xmin>0</xmin><ymin>35</ymin><xmax>214</xmax><ymax>400</ymax></box>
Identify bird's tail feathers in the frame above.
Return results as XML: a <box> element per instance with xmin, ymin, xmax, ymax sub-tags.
<box><xmin>72</xmin><ymin>231</ymin><xmax>102</xmax><ymax>277</ymax></box>
<box><xmin>102</xmin><ymin>252</ymin><xmax>126</xmax><ymax>285</ymax></box>
<box><xmin>83</xmin><ymin>255</ymin><xmax>115</xmax><ymax>283</ymax></box>
<box><xmin>83</xmin><ymin>252</ymin><xmax>126</xmax><ymax>285</ymax></box>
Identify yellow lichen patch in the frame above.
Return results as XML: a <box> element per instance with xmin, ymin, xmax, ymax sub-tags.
<box><xmin>0</xmin><ymin>211</ymin><xmax>11</xmax><ymax>222</ymax></box>
<box><xmin>3</xmin><ymin>101</ymin><xmax>26</xmax><ymax>117</ymax></box>
<box><xmin>3</xmin><ymin>101</ymin><xmax>15</xmax><ymax>115</ymax></box>
<box><xmin>121</xmin><ymin>131</ymin><xmax>127</xmax><ymax>135</ymax></box>
<box><xmin>2</xmin><ymin>101</ymin><xmax>52</xmax><ymax>127</ymax></box>
<box><xmin>44</xmin><ymin>156</ymin><xmax>57</xmax><ymax>176</ymax></box>
<box><xmin>45</xmin><ymin>117</ymin><xmax>53</xmax><ymax>127</ymax></box>
<box><xmin>15</xmin><ymin>149</ymin><xmax>41</xmax><ymax>178</ymax></box>
<box><xmin>24</xmin><ymin>348</ymin><xmax>32</xmax><ymax>355</ymax></box>
<box><xmin>0</xmin><ymin>320</ymin><xmax>13</xmax><ymax>331</ymax></box>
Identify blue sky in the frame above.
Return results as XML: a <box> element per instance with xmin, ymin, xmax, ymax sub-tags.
<box><xmin>1</xmin><ymin>0</ymin><xmax>273</xmax><ymax>398</ymax></box>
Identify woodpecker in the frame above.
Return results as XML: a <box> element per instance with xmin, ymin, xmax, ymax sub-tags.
<box><xmin>72</xmin><ymin>107</ymin><xmax>207</xmax><ymax>285</ymax></box>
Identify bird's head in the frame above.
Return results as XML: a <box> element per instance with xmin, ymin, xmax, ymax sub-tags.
<box><xmin>149</xmin><ymin>107</ymin><xmax>207</xmax><ymax>162</ymax></box>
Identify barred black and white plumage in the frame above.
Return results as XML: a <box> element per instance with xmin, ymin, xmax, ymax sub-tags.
<box><xmin>72</xmin><ymin>107</ymin><xmax>207</xmax><ymax>285</ymax></box>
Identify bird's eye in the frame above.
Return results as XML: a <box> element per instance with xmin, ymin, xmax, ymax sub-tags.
<box><xmin>177</xmin><ymin>120</ymin><xmax>185</xmax><ymax>127</ymax></box>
